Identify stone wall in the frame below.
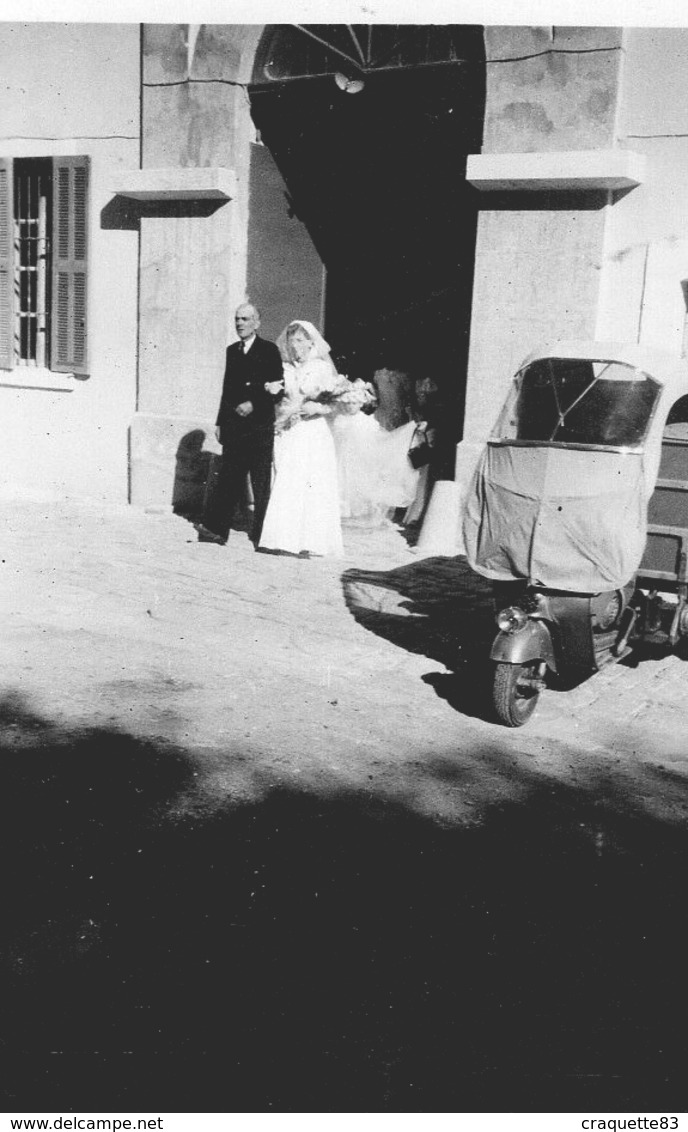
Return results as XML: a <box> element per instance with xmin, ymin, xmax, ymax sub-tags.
<box><xmin>596</xmin><ymin>28</ymin><xmax>688</xmax><ymax>355</ymax></box>
<box><xmin>455</xmin><ymin>26</ymin><xmax>625</xmax><ymax>516</ymax></box>
<box><xmin>132</xmin><ymin>24</ymin><xmax>260</xmax><ymax>512</ymax></box>
<box><xmin>0</xmin><ymin>23</ymin><xmax>140</xmax><ymax>503</ymax></box>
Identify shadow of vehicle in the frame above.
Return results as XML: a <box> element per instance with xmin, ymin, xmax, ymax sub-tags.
<box><xmin>342</xmin><ymin>554</ymin><xmax>497</xmax><ymax>719</ymax></box>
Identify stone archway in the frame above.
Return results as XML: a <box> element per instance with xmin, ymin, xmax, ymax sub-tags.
<box><xmin>131</xmin><ymin>23</ymin><xmax>486</xmax><ymax>510</ymax></box>
<box><xmin>244</xmin><ymin>24</ymin><xmax>486</xmax><ymax>458</ymax></box>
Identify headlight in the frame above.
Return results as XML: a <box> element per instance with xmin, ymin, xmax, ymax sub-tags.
<box><xmin>496</xmin><ymin>605</ymin><xmax>529</xmax><ymax>633</ymax></box>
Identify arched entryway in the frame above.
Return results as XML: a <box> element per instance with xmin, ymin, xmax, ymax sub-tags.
<box><xmin>245</xmin><ymin>24</ymin><xmax>485</xmax><ymax>460</ymax></box>
<box><xmin>131</xmin><ymin>23</ymin><xmax>487</xmax><ymax>511</ymax></box>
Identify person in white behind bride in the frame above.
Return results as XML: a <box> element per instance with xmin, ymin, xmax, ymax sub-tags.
<box><xmin>259</xmin><ymin>319</ymin><xmax>344</xmax><ymax>558</ymax></box>
<box><xmin>330</xmin><ymin>364</ymin><xmax>423</xmax><ymax>527</ymax></box>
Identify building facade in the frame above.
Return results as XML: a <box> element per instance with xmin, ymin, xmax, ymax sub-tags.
<box><xmin>1</xmin><ymin>23</ymin><xmax>687</xmax><ymax>528</ymax></box>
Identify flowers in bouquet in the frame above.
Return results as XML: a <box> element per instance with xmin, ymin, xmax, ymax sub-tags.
<box><xmin>275</xmin><ymin>373</ymin><xmax>378</xmax><ymax>433</ymax></box>
<box><xmin>315</xmin><ymin>376</ymin><xmax>378</xmax><ymax>415</ymax></box>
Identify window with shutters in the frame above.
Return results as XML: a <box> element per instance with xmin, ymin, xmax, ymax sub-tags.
<box><xmin>0</xmin><ymin>154</ymin><xmax>89</xmax><ymax>378</ymax></box>
<box><xmin>14</xmin><ymin>158</ymin><xmax>52</xmax><ymax>368</ymax></box>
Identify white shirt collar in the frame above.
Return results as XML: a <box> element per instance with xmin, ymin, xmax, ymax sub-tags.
<box><xmin>241</xmin><ymin>334</ymin><xmax>257</xmax><ymax>353</ymax></box>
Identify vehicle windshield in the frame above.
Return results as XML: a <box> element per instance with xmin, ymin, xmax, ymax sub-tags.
<box><xmin>493</xmin><ymin>358</ymin><xmax>661</xmax><ymax>448</ymax></box>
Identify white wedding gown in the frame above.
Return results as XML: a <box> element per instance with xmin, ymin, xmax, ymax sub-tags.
<box><xmin>330</xmin><ymin>411</ymin><xmax>422</xmax><ymax>525</ymax></box>
<box><xmin>259</xmin><ymin>359</ymin><xmax>344</xmax><ymax>557</ymax></box>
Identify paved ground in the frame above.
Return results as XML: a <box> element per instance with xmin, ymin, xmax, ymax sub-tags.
<box><xmin>1</xmin><ymin>500</ymin><xmax>687</xmax><ymax>822</ymax></box>
<box><xmin>2</xmin><ymin>501</ymin><xmax>688</xmax><ymax>1112</ymax></box>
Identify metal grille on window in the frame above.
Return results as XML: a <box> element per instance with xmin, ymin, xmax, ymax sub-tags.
<box><xmin>14</xmin><ymin>159</ymin><xmax>51</xmax><ymax>367</ymax></box>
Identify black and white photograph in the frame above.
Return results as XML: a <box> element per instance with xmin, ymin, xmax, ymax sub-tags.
<box><xmin>2</xmin><ymin>1</ymin><xmax>688</xmax><ymax>1119</ymax></box>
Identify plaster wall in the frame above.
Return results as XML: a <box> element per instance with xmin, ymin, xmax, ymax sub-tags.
<box><xmin>138</xmin><ymin>209</ymin><xmax>233</xmax><ymax>422</ymax></box>
<box><xmin>463</xmin><ymin>201</ymin><xmax>606</xmax><ymax>444</ymax></box>
<box><xmin>482</xmin><ymin>26</ymin><xmax>622</xmax><ymax>154</ymax></box>
<box><xmin>459</xmin><ymin>26</ymin><xmax>623</xmax><ymax>468</ymax></box>
<box><xmin>246</xmin><ymin>142</ymin><xmax>325</xmax><ymax>344</ymax></box>
<box><xmin>141</xmin><ymin>23</ymin><xmax>261</xmax><ymax>348</ymax></box>
<box><xmin>0</xmin><ymin>23</ymin><xmax>140</xmax><ymax>503</ymax></box>
<box><xmin>134</xmin><ymin>24</ymin><xmax>260</xmax><ymax>511</ymax></box>
<box><xmin>596</xmin><ymin>29</ymin><xmax>688</xmax><ymax>356</ymax></box>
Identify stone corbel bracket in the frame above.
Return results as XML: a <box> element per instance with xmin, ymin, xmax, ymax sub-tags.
<box><xmin>466</xmin><ymin>150</ymin><xmax>646</xmax><ymax>193</ymax></box>
<box><xmin>111</xmin><ymin>166</ymin><xmax>236</xmax><ymax>201</ymax></box>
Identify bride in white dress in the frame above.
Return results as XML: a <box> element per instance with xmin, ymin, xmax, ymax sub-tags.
<box><xmin>259</xmin><ymin>320</ymin><xmax>344</xmax><ymax>557</ymax></box>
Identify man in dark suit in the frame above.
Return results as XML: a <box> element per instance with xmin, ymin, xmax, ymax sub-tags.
<box><xmin>197</xmin><ymin>302</ymin><xmax>284</xmax><ymax>547</ymax></box>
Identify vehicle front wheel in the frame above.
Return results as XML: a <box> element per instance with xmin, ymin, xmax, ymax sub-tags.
<box><xmin>492</xmin><ymin>661</ymin><xmax>542</xmax><ymax>727</ymax></box>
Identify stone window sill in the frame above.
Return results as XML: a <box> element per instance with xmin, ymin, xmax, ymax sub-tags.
<box><xmin>0</xmin><ymin>368</ymin><xmax>80</xmax><ymax>391</ymax></box>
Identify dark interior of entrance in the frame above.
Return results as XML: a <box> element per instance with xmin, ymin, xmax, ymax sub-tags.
<box><xmin>248</xmin><ymin>25</ymin><xmax>485</xmax><ymax>446</ymax></box>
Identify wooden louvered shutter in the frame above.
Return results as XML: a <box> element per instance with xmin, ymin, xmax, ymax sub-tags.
<box><xmin>51</xmin><ymin>155</ymin><xmax>89</xmax><ymax>374</ymax></box>
<box><xmin>0</xmin><ymin>158</ymin><xmax>14</xmax><ymax>371</ymax></box>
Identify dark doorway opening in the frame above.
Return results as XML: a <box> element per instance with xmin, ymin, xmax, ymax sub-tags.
<box><xmin>248</xmin><ymin>25</ymin><xmax>485</xmax><ymax>455</ymax></box>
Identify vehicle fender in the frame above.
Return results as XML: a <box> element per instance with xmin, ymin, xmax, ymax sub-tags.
<box><xmin>490</xmin><ymin>619</ymin><xmax>557</xmax><ymax>671</ymax></box>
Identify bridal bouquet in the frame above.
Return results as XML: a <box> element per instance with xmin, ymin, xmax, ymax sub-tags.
<box><xmin>316</xmin><ymin>376</ymin><xmax>378</xmax><ymax>415</ymax></box>
<box><xmin>276</xmin><ymin>375</ymin><xmax>377</xmax><ymax>433</ymax></box>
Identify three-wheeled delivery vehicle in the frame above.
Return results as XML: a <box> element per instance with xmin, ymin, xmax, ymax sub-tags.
<box><xmin>463</xmin><ymin>341</ymin><xmax>688</xmax><ymax>726</ymax></box>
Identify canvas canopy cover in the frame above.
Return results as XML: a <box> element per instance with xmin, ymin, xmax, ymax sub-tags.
<box><xmin>463</xmin><ymin>342</ymin><xmax>688</xmax><ymax>593</ymax></box>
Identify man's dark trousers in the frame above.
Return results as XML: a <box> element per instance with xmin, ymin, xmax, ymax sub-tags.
<box><xmin>202</xmin><ymin>335</ymin><xmax>283</xmax><ymax>545</ymax></box>
<box><xmin>203</xmin><ymin>420</ymin><xmax>274</xmax><ymax>544</ymax></box>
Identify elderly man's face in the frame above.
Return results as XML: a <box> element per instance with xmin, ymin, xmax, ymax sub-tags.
<box><xmin>235</xmin><ymin>305</ymin><xmax>259</xmax><ymax>340</ymax></box>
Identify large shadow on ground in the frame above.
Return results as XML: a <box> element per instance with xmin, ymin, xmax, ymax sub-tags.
<box><xmin>2</xmin><ymin>690</ymin><xmax>688</xmax><ymax>1112</ymax></box>
<box><xmin>342</xmin><ymin>554</ymin><xmax>498</xmax><ymax>718</ymax></box>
